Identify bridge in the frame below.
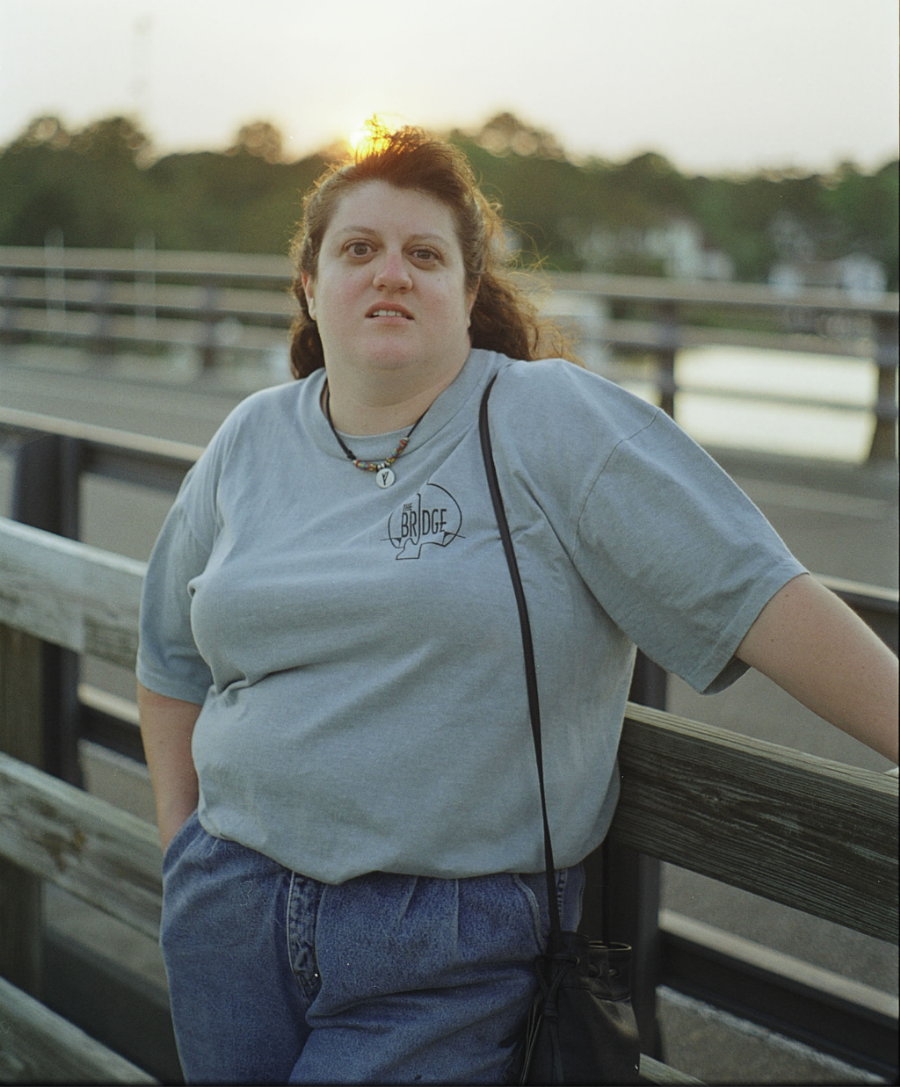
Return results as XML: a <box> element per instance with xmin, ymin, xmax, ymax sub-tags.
<box><xmin>1</xmin><ymin>243</ymin><xmax>897</xmax><ymax>461</ymax></box>
<box><xmin>0</xmin><ymin>253</ymin><xmax>897</xmax><ymax>1084</ymax></box>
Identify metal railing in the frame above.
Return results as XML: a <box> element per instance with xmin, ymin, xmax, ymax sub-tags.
<box><xmin>1</xmin><ymin>245</ymin><xmax>897</xmax><ymax>461</ymax></box>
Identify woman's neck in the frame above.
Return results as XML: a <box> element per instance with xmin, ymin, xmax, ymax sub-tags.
<box><xmin>322</xmin><ymin>361</ymin><xmax>465</xmax><ymax>436</ymax></box>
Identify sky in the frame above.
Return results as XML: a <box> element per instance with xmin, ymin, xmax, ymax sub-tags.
<box><xmin>1</xmin><ymin>0</ymin><xmax>897</xmax><ymax>174</ymax></box>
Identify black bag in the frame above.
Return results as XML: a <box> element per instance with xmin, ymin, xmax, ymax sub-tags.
<box><xmin>522</xmin><ymin>929</ymin><xmax>639</xmax><ymax>1085</ymax></box>
<box><xmin>479</xmin><ymin>377</ymin><xmax>642</xmax><ymax>1086</ymax></box>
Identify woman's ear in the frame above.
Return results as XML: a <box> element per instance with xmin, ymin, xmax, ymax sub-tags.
<box><xmin>301</xmin><ymin>272</ymin><xmax>317</xmax><ymax>319</ymax></box>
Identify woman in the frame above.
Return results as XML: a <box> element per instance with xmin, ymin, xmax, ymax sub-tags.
<box><xmin>137</xmin><ymin>126</ymin><xmax>897</xmax><ymax>1085</ymax></box>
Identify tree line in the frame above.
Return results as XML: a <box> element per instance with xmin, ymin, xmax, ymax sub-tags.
<box><xmin>1</xmin><ymin>111</ymin><xmax>896</xmax><ymax>288</ymax></box>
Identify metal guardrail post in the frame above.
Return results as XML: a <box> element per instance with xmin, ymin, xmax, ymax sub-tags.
<box><xmin>655</xmin><ymin>301</ymin><xmax>679</xmax><ymax>417</ymax></box>
<box><xmin>580</xmin><ymin>652</ymin><xmax>668</xmax><ymax>1058</ymax></box>
<box><xmin>1</xmin><ymin>271</ymin><xmax>18</xmax><ymax>339</ymax></box>
<box><xmin>0</xmin><ymin>622</ymin><xmax>46</xmax><ymax>997</ymax></box>
<box><xmin>91</xmin><ymin>274</ymin><xmax>113</xmax><ymax>354</ymax></box>
<box><xmin>199</xmin><ymin>282</ymin><xmax>221</xmax><ymax>370</ymax></box>
<box><xmin>11</xmin><ymin>433</ymin><xmax>83</xmax><ymax>786</ymax></box>
<box><xmin>869</xmin><ymin>311</ymin><xmax>899</xmax><ymax>462</ymax></box>
<box><xmin>134</xmin><ymin>234</ymin><xmax>157</xmax><ymax>342</ymax></box>
<box><xmin>43</xmin><ymin>231</ymin><xmax>65</xmax><ymax>335</ymax></box>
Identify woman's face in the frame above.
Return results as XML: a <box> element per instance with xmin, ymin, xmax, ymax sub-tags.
<box><xmin>302</xmin><ymin>180</ymin><xmax>476</xmax><ymax>387</ymax></box>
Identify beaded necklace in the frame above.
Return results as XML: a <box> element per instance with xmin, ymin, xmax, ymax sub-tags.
<box><xmin>323</xmin><ymin>384</ymin><xmax>427</xmax><ymax>489</ymax></box>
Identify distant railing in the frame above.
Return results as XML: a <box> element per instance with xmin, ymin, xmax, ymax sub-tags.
<box><xmin>1</xmin><ymin>245</ymin><xmax>897</xmax><ymax>461</ymax></box>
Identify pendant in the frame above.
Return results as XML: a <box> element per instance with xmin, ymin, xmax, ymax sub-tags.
<box><xmin>376</xmin><ymin>467</ymin><xmax>395</xmax><ymax>489</ymax></box>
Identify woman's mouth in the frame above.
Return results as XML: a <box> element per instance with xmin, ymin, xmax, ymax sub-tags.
<box><xmin>367</xmin><ymin>306</ymin><xmax>413</xmax><ymax>319</ymax></box>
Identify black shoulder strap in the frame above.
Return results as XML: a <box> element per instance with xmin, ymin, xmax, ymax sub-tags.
<box><xmin>478</xmin><ymin>376</ymin><xmax>562</xmax><ymax>938</ymax></box>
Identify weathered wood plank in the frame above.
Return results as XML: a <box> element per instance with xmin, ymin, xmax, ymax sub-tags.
<box><xmin>639</xmin><ymin>1054</ymin><xmax>703</xmax><ymax>1085</ymax></box>
<box><xmin>0</xmin><ymin>517</ymin><xmax>144</xmax><ymax>668</ymax></box>
<box><xmin>0</xmin><ymin>976</ymin><xmax>156</xmax><ymax>1084</ymax></box>
<box><xmin>613</xmin><ymin>704</ymin><xmax>898</xmax><ymax>943</ymax></box>
<box><xmin>1</xmin><ymin>519</ymin><xmax>895</xmax><ymax>944</ymax></box>
<box><xmin>0</xmin><ymin>753</ymin><xmax>161</xmax><ymax>939</ymax></box>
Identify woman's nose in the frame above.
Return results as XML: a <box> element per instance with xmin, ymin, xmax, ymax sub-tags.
<box><xmin>373</xmin><ymin>251</ymin><xmax>412</xmax><ymax>291</ymax></box>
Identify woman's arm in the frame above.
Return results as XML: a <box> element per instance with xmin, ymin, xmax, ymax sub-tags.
<box><xmin>137</xmin><ymin>682</ymin><xmax>202</xmax><ymax>851</ymax></box>
<box><xmin>736</xmin><ymin>573</ymin><xmax>898</xmax><ymax>763</ymax></box>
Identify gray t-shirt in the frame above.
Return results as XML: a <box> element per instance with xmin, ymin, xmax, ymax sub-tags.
<box><xmin>137</xmin><ymin>349</ymin><xmax>805</xmax><ymax>882</ymax></box>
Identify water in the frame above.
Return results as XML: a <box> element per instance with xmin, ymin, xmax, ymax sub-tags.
<box><xmin>615</xmin><ymin>345</ymin><xmax>887</xmax><ymax>464</ymax></box>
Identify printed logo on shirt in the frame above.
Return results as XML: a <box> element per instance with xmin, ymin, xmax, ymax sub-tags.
<box><xmin>387</xmin><ymin>483</ymin><xmax>463</xmax><ymax>560</ymax></box>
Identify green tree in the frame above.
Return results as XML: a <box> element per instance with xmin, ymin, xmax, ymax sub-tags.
<box><xmin>0</xmin><ymin>114</ymin><xmax>156</xmax><ymax>247</ymax></box>
<box><xmin>227</xmin><ymin>120</ymin><xmax>285</xmax><ymax>164</ymax></box>
<box><xmin>0</xmin><ymin>110</ymin><xmax>895</xmax><ymax>290</ymax></box>
<box><xmin>472</xmin><ymin>111</ymin><xmax>566</xmax><ymax>160</ymax></box>
<box><xmin>68</xmin><ymin>115</ymin><xmax>152</xmax><ymax>167</ymax></box>
<box><xmin>820</xmin><ymin>160</ymin><xmax>899</xmax><ymax>287</ymax></box>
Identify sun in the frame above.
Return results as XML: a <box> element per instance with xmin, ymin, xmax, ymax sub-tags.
<box><xmin>347</xmin><ymin>123</ymin><xmax>376</xmax><ymax>156</ymax></box>
<box><xmin>346</xmin><ymin>114</ymin><xmax>405</xmax><ymax>158</ymax></box>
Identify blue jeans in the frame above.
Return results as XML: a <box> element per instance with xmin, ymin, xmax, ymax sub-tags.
<box><xmin>160</xmin><ymin>813</ymin><xmax>585</xmax><ymax>1084</ymax></box>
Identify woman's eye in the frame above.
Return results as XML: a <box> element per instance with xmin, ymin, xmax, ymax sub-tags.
<box><xmin>346</xmin><ymin>241</ymin><xmax>372</xmax><ymax>257</ymax></box>
<box><xmin>412</xmin><ymin>248</ymin><xmax>439</xmax><ymax>262</ymax></box>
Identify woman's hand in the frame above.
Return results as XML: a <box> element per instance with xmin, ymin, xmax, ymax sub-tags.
<box><xmin>736</xmin><ymin>573</ymin><xmax>898</xmax><ymax>763</ymax></box>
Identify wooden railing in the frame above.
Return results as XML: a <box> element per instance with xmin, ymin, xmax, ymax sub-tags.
<box><xmin>1</xmin><ymin>245</ymin><xmax>897</xmax><ymax>461</ymax></box>
<box><xmin>0</xmin><ymin>516</ymin><xmax>896</xmax><ymax>1083</ymax></box>
<box><xmin>2</xmin><ymin>402</ymin><xmax>897</xmax><ymax>775</ymax></box>
<box><xmin>1</xmin><ymin>404</ymin><xmax>898</xmax><ymax>1079</ymax></box>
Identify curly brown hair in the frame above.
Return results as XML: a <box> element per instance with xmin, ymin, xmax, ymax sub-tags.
<box><xmin>288</xmin><ymin>124</ymin><xmax>573</xmax><ymax>379</ymax></box>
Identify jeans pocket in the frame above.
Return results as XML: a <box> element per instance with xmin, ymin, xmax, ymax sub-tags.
<box><xmin>510</xmin><ymin>873</ymin><xmax>548</xmax><ymax>953</ymax></box>
<box><xmin>511</xmin><ymin>866</ymin><xmax>585</xmax><ymax>952</ymax></box>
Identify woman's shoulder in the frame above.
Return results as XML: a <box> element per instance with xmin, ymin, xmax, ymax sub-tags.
<box><xmin>207</xmin><ymin>378</ymin><xmax>305</xmax><ymax>445</ymax></box>
<box><xmin>183</xmin><ymin>380</ymin><xmax>308</xmax><ymax>484</ymax></box>
<box><xmin>488</xmin><ymin>354</ymin><xmax>660</xmax><ymax>444</ymax></box>
<box><xmin>224</xmin><ymin>378</ymin><xmax>305</xmax><ymax>425</ymax></box>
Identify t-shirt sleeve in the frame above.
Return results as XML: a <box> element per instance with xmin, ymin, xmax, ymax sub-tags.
<box><xmin>570</xmin><ymin>407</ymin><xmax>806</xmax><ymax>694</ymax></box>
<box><xmin>136</xmin><ymin>463</ymin><xmax>217</xmax><ymax>704</ymax></box>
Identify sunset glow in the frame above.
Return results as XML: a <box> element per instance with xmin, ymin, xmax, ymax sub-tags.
<box><xmin>2</xmin><ymin>0</ymin><xmax>896</xmax><ymax>174</ymax></box>
<box><xmin>347</xmin><ymin>116</ymin><xmax>404</xmax><ymax>159</ymax></box>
